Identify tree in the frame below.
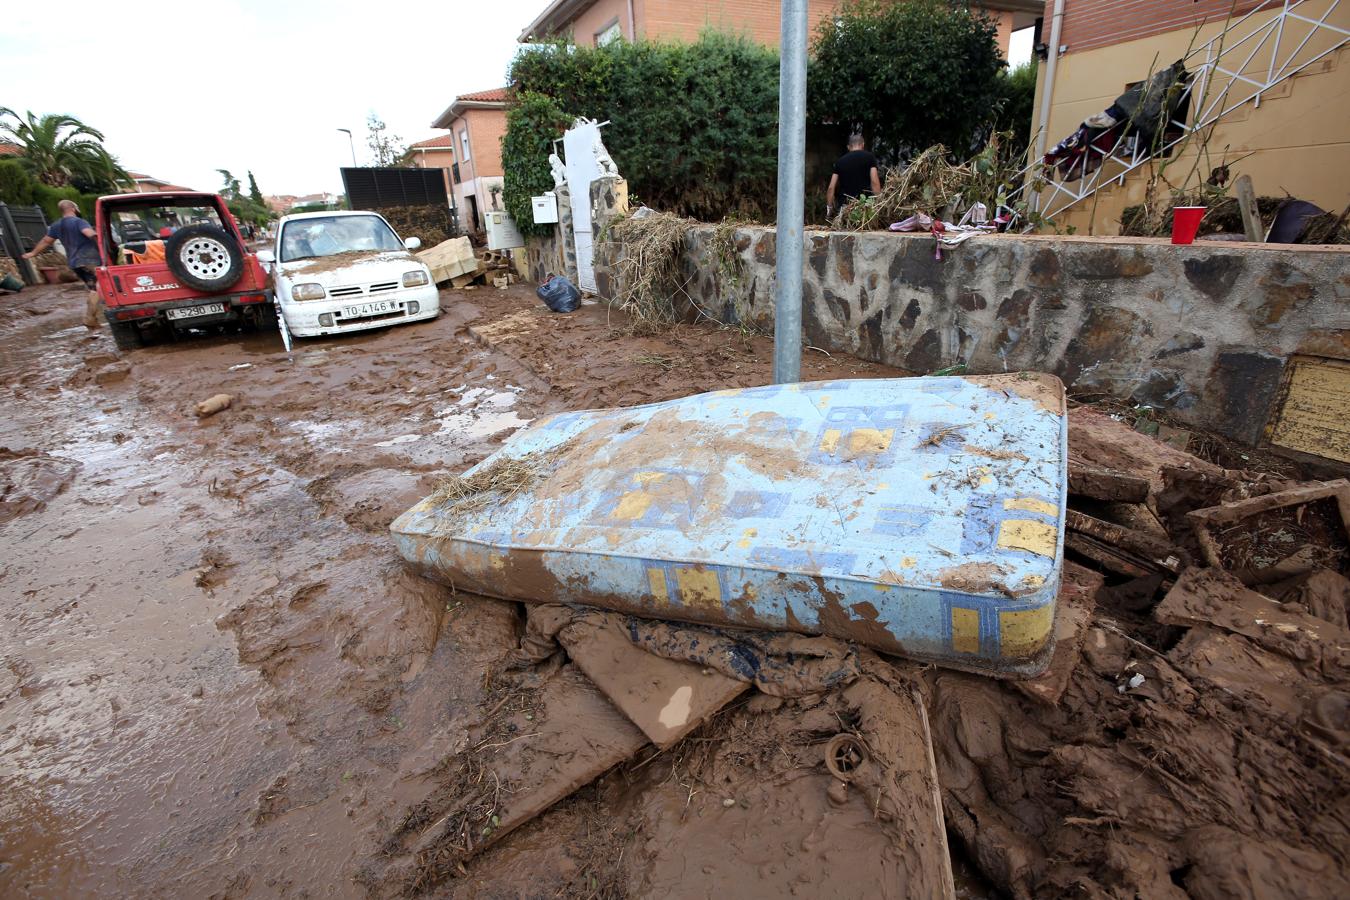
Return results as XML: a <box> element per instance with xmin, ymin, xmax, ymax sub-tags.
<box><xmin>808</xmin><ymin>0</ymin><xmax>1006</xmax><ymax>163</ymax></box>
<box><xmin>0</xmin><ymin>108</ymin><xmax>130</xmax><ymax>191</ymax></box>
<box><xmin>366</xmin><ymin>113</ymin><xmax>405</xmax><ymax>167</ymax></box>
<box><xmin>993</xmin><ymin>61</ymin><xmax>1038</xmax><ymax>153</ymax></box>
<box><xmin>247</xmin><ymin>170</ymin><xmax>265</xmax><ymax>206</ymax></box>
<box><xmin>217</xmin><ymin>168</ymin><xmax>242</xmax><ymax>200</ymax></box>
<box><xmin>217</xmin><ymin>167</ymin><xmax>269</xmax><ymax>226</ymax></box>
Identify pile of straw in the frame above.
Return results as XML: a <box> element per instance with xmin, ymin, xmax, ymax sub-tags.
<box><xmin>836</xmin><ymin>145</ymin><xmax>972</xmax><ymax>230</ymax></box>
<box><xmin>608</xmin><ymin>210</ymin><xmax>691</xmax><ymax>334</ymax></box>
<box><xmin>429</xmin><ymin>447</ymin><xmax>563</xmax><ymax>517</ymax></box>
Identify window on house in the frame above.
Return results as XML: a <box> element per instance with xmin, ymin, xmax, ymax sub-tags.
<box><xmin>596</xmin><ymin>20</ymin><xmax>621</xmax><ymax>46</ymax></box>
<box><xmin>460</xmin><ymin>129</ymin><xmax>471</xmax><ymax>162</ymax></box>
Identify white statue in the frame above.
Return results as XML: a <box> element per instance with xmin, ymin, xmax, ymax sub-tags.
<box><xmin>592</xmin><ymin>134</ymin><xmax>618</xmax><ymax>177</ymax></box>
<box><xmin>548</xmin><ymin>152</ymin><xmax>566</xmax><ymax>187</ymax></box>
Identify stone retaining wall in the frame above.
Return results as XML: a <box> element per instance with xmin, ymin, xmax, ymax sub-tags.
<box><xmin>599</xmin><ymin>223</ymin><xmax>1350</xmax><ymax>450</ymax></box>
<box><xmin>521</xmin><ymin>175</ymin><xmax>1349</xmax><ymax>453</ymax></box>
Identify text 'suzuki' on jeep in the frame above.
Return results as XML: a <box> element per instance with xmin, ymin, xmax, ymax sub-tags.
<box><xmin>94</xmin><ymin>191</ymin><xmax>274</xmax><ymax>350</ymax></box>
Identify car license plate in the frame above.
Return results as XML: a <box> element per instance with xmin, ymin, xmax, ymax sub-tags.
<box><xmin>167</xmin><ymin>302</ymin><xmax>226</xmax><ymax>320</ymax></box>
<box><xmin>341</xmin><ymin>301</ymin><xmax>396</xmax><ymax>319</ymax></box>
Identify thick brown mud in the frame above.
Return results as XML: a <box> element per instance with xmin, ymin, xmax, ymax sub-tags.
<box><xmin>0</xmin><ymin>285</ymin><xmax>895</xmax><ymax>897</ymax></box>
<box><xmin>6</xmin><ymin>284</ymin><xmax>1345</xmax><ymax>900</ymax></box>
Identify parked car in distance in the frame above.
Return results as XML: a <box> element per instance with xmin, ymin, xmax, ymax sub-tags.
<box><xmin>260</xmin><ymin>211</ymin><xmax>438</xmax><ymax>338</ymax></box>
<box><xmin>94</xmin><ymin>191</ymin><xmax>274</xmax><ymax>350</ymax></box>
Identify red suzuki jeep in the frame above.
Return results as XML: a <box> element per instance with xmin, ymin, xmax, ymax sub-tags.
<box><xmin>93</xmin><ymin>191</ymin><xmax>274</xmax><ymax>350</ymax></box>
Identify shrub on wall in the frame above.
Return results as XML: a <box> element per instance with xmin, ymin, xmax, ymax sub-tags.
<box><xmin>501</xmin><ymin>92</ymin><xmax>572</xmax><ymax>238</ymax></box>
<box><xmin>809</xmin><ymin>0</ymin><xmax>1006</xmax><ymax>163</ymax></box>
<box><xmin>505</xmin><ymin>32</ymin><xmax>781</xmax><ymax>225</ymax></box>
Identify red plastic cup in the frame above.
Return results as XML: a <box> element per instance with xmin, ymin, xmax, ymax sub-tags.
<box><xmin>1171</xmin><ymin>206</ymin><xmax>1206</xmax><ymax>245</ymax></box>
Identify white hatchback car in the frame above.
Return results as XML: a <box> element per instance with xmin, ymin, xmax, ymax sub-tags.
<box><xmin>260</xmin><ymin>210</ymin><xmax>438</xmax><ymax>337</ymax></box>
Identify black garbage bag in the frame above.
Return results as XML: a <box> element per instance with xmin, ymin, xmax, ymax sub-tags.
<box><xmin>536</xmin><ymin>275</ymin><xmax>581</xmax><ymax>313</ymax></box>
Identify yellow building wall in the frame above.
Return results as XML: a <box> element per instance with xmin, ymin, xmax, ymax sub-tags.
<box><xmin>1029</xmin><ymin>0</ymin><xmax>1350</xmax><ymax>235</ymax></box>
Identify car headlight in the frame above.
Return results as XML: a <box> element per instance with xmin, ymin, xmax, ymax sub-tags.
<box><xmin>291</xmin><ymin>282</ymin><xmax>326</xmax><ymax>301</ymax></box>
<box><xmin>402</xmin><ymin>270</ymin><xmax>429</xmax><ymax>287</ymax></box>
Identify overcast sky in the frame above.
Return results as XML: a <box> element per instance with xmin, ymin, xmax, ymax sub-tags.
<box><xmin>2</xmin><ymin>0</ymin><xmax>540</xmax><ymax>197</ymax></box>
<box><xmin>4</xmin><ymin>1</ymin><xmax>1035</xmax><ymax>199</ymax></box>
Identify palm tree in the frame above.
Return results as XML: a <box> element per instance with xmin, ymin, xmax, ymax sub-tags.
<box><xmin>0</xmin><ymin>108</ymin><xmax>131</xmax><ymax>191</ymax></box>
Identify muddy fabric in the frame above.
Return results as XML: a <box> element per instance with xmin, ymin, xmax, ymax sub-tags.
<box><xmin>505</xmin><ymin>603</ymin><xmax>575</xmax><ymax>667</ymax></box>
<box><xmin>621</xmin><ymin>616</ymin><xmax>862</xmax><ymax>697</ymax></box>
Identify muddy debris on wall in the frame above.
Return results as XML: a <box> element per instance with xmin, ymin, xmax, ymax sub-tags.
<box><xmin>380</xmin><ymin>400</ymin><xmax>1349</xmax><ymax>898</ymax></box>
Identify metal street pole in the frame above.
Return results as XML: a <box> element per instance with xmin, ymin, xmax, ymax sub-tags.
<box><xmin>773</xmin><ymin>0</ymin><xmax>808</xmax><ymax>385</ymax></box>
<box><xmin>337</xmin><ymin>128</ymin><xmax>357</xmax><ymax>167</ymax></box>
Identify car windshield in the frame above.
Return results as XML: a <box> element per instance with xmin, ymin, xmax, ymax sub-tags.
<box><xmin>280</xmin><ymin>215</ymin><xmax>402</xmax><ymax>262</ymax></box>
<box><xmin>107</xmin><ymin>203</ymin><xmax>222</xmax><ymax>242</ymax></box>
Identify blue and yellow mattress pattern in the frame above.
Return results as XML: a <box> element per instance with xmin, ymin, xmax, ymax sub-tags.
<box><xmin>391</xmin><ymin>374</ymin><xmax>1068</xmax><ymax>676</ymax></box>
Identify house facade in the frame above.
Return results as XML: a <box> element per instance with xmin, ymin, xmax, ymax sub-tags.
<box><xmin>1028</xmin><ymin>0</ymin><xmax>1349</xmax><ymax>234</ymax></box>
<box><xmin>518</xmin><ymin>0</ymin><xmax>1041</xmax><ymax>57</ymax></box>
<box><xmin>428</xmin><ymin>88</ymin><xmax>510</xmax><ymax>234</ymax></box>
<box><xmin>405</xmin><ymin>134</ymin><xmax>458</xmax><ymax>219</ymax></box>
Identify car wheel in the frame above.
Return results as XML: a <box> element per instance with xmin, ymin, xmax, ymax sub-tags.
<box><xmin>165</xmin><ymin>224</ymin><xmax>244</xmax><ymax>292</ymax></box>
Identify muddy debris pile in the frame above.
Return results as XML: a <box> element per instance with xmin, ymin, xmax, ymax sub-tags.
<box><xmin>374</xmin><ymin>405</ymin><xmax>1348</xmax><ymax>898</ymax></box>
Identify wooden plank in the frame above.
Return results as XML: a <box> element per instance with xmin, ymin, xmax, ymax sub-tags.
<box><xmin>1233</xmin><ymin>174</ymin><xmax>1263</xmax><ymax>243</ymax></box>
<box><xmin>1067</xmin><ymin>462</ymin><xmax>1150</xmax><ymax>502</ymax></box>
<box><xmin>1155</xmin><ymin>567</ymin><xmax>1349</xmax><ymax>669</ymax></box>
<box><xmin>1066</xmin><ymin>510</ymin><xmax>1185</xmax><ymax>573</ymax></box>
<box><xmin>842</xmin><ymin>676</ymin><xmax>956</xmax><ymax>900</ymax></box>
<box><xmin>558</xmin><ymin>614</ymin><xmax>748</xmax><ymax>749</ymax></box>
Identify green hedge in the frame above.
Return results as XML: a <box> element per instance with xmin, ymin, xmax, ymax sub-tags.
<box><xmin>0</xmin><ymin>159</ymin><xmax>100</xmax><ymax>224</ymax></box>
<box><xmin>505</xmin><ymin>32</ymin><xmax>780</xmax><ymax>227</ymax></box>
<box><xmin>501</xmin><ymin>92</ymin><xmax>572</xmax><ymax>238</ymax></box>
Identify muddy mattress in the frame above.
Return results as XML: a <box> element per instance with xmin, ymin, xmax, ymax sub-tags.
<box><xmin>392</xmin><ymin>373</ymin><xmax>1068</xmax><ymax>676</ymax></box>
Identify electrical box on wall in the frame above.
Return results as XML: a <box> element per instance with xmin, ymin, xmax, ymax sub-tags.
<box><xmin>531</xmin><ymin>192</ymin><xmax>559</xmax><ymax>224</ymax></box>
<box><xmin>485</xmin><ymin>210</ymin><xmax>524</xmax><ymax>250</ymax></box>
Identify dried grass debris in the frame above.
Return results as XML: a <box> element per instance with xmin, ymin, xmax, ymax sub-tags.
<box><xmin>429</xmin><ymin>446</ymin><xmax>565</xmax><ymax>517</ymax></box>
<box><xmin>607</xmin><ymin>210</ymin><xmax>691</xmax><ymax>334</ymax></box>
<box><xmin>837</xmin><ymin>145</ymin><xmax>970</xmax><ymax>231</ymax></box>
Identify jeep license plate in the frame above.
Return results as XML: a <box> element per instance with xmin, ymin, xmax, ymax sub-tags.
<box><xmin>341</xmin><ymin>301</ymin><xmax>395</xmax><ymax>319</ymax></box>
<box><xmin>167</xmin><ymin>302</ymin><xmax>226</xmax><ymax>320</ymax></box>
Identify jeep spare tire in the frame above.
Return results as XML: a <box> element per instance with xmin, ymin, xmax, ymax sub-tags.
<box><xmin>165</xmin><ymin>224</ymin><xmax>244</xmax><ymax>292</ymax></box>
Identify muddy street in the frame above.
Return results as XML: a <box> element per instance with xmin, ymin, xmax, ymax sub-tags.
<box><xmin>0</xmin><ymin>283</ymin><xmax>896</xmax><ymax>897</ymax></box>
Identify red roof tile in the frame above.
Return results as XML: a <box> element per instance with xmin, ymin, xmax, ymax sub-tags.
<box><xmin>408</xmin><ymin>134</ymin><xmax>456</xmax><ymax>149</ymax></box>
<box><xmin>457</xmin><ymin>87</ymin><xmax>509</xmax><ymax>104</ymax></box>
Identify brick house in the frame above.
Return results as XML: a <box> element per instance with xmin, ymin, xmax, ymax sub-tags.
<box><xmin>426</xmin><ymin>88</ymin><xmax>510</xmax><ymax>234</ymax></box>
<box><xmin>518</xmin><ymin>0</ymin><xmax>1042</xmax><ymax>57</ymax></box>
<box><xmin>405</xmin><ymin>134</ymin><xmax>458</xmax><ymax>219</ymax></box>
<box><xmin>1029</xmin><ymin>0</ymin><xmax>1349</xmax><ymax>234</ymax></box>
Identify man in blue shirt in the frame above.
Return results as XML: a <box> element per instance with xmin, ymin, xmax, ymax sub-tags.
<box><xmin>23</xmin><ymin>199</ymin><xmax>103</xmax><ymax>328</ymax></box>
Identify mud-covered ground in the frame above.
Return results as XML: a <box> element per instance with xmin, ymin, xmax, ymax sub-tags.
<box><xmin>6</xmin><ymin>282</ymin><xmax>1347</xmax><ymax>900</ymax></box>
<box><xmin>0</xmin><ymin>283</ymin><xmax>899</xmax><ymax>897</ymax></box>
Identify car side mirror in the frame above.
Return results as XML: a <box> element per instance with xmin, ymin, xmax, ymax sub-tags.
<box><xmin>404</xmin><ymin>237</ymin><xmax>422</xmax><ymax>251</ymax></box>
<box><xmin>256</xmin><ymin>249</ymin><xmax>275</xmax><ymax>263</ymax></box>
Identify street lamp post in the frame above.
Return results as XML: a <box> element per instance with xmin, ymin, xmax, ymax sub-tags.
<box><xmin>336</xmin><ymin>128</ymin><xmax>357</xmax><ymax>167</ymax></box>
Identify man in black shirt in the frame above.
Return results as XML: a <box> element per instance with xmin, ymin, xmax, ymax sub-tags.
<box><xmin>827</xmin><ymin>134</ymin><xmax>881</xmax><ymax>217</ymax></box>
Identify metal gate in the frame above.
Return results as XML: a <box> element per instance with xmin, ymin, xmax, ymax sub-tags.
<box><xmin>0</xmin><ymin>202</ymin><xmax>48</xmax><ymax>284</ymax></box>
